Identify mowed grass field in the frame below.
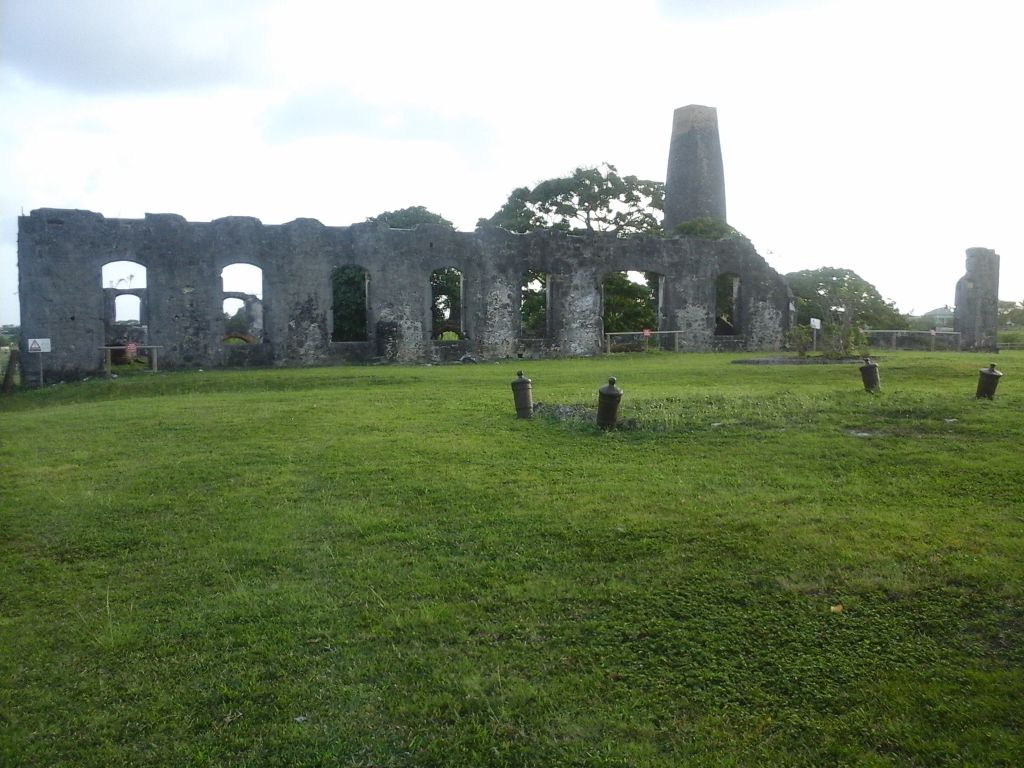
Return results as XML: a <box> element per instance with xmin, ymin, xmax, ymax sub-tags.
<box><xmin>1</xmin><ymin>352</ymin><xmax>1021</xmax><ymax>767</ymax></box>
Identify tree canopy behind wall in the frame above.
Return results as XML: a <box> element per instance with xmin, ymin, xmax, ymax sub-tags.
<box><xmin>332</xmin><ymin>207</ymin><xmax>457</xmax><ymax>342</ymax></box>
<box><xmin>479</xmin><ymin>163</ymin><xmax>663</xmax><ymax>235</ymax></box>
<box><xmin>481</xmin><ymin>164</ymin><xmax>664</xmax><ymax>333</ymax></box>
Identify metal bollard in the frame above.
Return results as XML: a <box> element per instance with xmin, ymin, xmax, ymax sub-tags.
<box><xmin>975</xmin><ymin>362</ymin><xmax>1003</xmax><ymax>399</ymax></box>
<box><xmin>511</xmin><ymin>370</ymin><xmax>533</xmax><ymax>418</ymax></box>
<box><xmin>596</xmin><ymin>376</ymin><xmax>623</xmax><ymax>429</ymax></box>
<box><xmin>859</xmin><ymin>357</ymin><xmax>880</xmax><ymax>392</ymax></box>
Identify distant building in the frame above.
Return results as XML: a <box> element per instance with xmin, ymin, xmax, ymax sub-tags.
<box><xmin>917</xmin><ymin>305</ymin><xmax>955</xmax><ymax>329</ymax></box>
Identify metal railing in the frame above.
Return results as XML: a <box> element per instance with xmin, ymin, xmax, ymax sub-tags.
<box><xmin>604</xmin><ymin>329</ymin><xmax>972</xmax><ymax>354</ymax></box>
<box><xmin>604</xmin><ymin>331</ymin><xmax>689</xmax><ymax>353</ymax></box>
<box><xmin>865</xmin><ymin>330</ymin><xmax>961</xmax><ymax>351</ymax></box>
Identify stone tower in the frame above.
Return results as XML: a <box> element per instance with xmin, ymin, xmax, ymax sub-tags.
<box><xmin>954</xmin><ymin>247</ymin><xmax>1000</xmax><ymax>351</ymax></box>
<box><xmin>663</xmin><ymin>105</ymin><xmax>727</xmax><ymax>231</ymax></box>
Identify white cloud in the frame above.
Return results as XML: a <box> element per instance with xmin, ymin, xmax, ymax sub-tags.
<box><xmin>0</xmin><ymin>0</ymin><xmax>268</xmax><ymax>93</ymax></box>
<box><xmin>1</xmin><ymin>0</ymin><xmax>1021</xmax><ymax>325</ymax></box>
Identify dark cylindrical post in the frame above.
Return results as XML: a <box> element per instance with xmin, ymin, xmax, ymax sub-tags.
<box><xmin>859</xmin><ymin>357</ymin><xmax>880</xmax><ymax>392</ymax></box>
<box><xmin>976</xmin><ymin>363</ymin><xmax>1003</xmax><ymax>399</ymax></box>
<box><xmin>511</xmin><ymin>370</ymin><xmax>533</xmax><ymax>418</ymax></box>
<box><xmin>596</xmin><ymin>376</ymin><xmax>623</xmax><ymax>429</ymax></box>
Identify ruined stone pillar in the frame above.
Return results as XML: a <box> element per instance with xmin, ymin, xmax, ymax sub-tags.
<box><xmin>557</xmin><ymin>267</ymin><xmax>604</xmax><ymax>356</ymax></box>
<box><xmin>954</xmin><ymin>247</ymin><xmax>1000</xmax><ymax>351</ymax></box>
<box><xmin>663</xmin><ymin>105</ymin><xmax>727</xmax><ymax>232</ymax></box>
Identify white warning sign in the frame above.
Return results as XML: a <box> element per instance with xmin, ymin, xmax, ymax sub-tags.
<box><xmin>27</xmin><ymin>338</ymin><xmax>52</xmax><ymax>353</ymax></box>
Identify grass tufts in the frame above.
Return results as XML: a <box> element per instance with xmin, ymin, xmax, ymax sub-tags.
<box><xmin>1</xmin><ymin>351</ymin><xmax>1021</xmax><ymax>766</ymax></box>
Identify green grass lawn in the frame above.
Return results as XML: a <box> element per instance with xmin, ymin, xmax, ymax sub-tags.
<box><xmin>1</xmin><ymin>352</ymin><xmax>1021</xmax><ymax>767</ymax></box>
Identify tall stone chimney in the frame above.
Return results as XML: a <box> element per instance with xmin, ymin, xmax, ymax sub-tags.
<box><xmin>663</xmin><ymin>105</ymin><xmax>727</xmax><ymax>231</ymax></box>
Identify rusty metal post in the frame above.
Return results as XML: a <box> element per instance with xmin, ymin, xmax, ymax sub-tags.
<box><xmin>511</xmin><ymin>370</ymin><xmax>533</xmax><ymax>418</ymax></box>
<box><xmin>975</xmin><ymin>362</ymin><xmax>1003</xmax><ymax>399</ymax></box>
<box><xmin>859</xmin><ymin>357</ymin><xmax>880</xmax><ymax>392</ymax></box>
<box><xmin>596</xmin><ymin>376</ymin><xmax>623</xmax><ymax>429</ymax></box>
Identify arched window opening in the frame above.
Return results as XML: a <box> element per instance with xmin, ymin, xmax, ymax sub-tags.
<box><xmin>101</xmin><ymin>260</ymin><xmax>148</xmax><ymax>346</ymax></box>
<box><xmin>102</xmin><ymin>261</ymin><xmax>147</xmax><ymax>290</ymax></box>
<box><xmin>331</xmin><ymin>266</ymin><xmax>369</xmax><ymax>342</ymax></box>
<box><xmin>602</xmin><ymin>270</ymin><xmax>661</xmax><ymax>334</ymax></box>
<box><xmin>222</xmin><ymin>298</ymin><xmax>250</xmax><ymax>343</ymax></box>
<box><xmin>221</xmin><ymin>263</ymin><xmax>263</xmax><ymax>343</ymax></box>
<box><xmin>715</xmin><ymin>273</ymin><xmax>741</xmax><ymax>335</ymax></box>
<box><xmin>520</xmin><ymin>269</ymin><xmax>548</xmax><ymax>338</ymax></box>
<box><xmin>431</xmin><ymin>267</ymin><xmax>463</xmax><ymax>339</ymax></box>
<box><xmin>115</xmin><ymin>294</ymin><xmax>141</xmax><ymax>323</ymax></box>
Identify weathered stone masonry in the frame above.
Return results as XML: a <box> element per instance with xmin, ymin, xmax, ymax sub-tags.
<box><xmin>954</xmin><ymin>247</ymin><xmax>1000</xmax><ymax>351</ymax></box>
<box><xmin>17</xmin><ymin>210</ymin><xmax>793</xmax><ymax>381</ymax></box>
<box><xmin>17</xmin><ymin>104</ymin><xmax>797</xmax><ymax>382</ymax></box>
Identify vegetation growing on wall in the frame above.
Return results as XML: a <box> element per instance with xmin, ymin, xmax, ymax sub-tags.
<box><xmin>672</xmin><ymin>216</ymin><xmax>746</xmax><ymax>240</ymax></box>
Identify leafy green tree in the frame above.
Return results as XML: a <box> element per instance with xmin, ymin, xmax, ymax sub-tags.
<box><xmin>481</xmin><ymin>164</ymin><xmax>664</xmax><ymax>333</ymax></box>
<box><xmin>785</xmin><ymin>268</ymin><xmax>906</xmax><ymax>329</ymax></box>
<box><xmin>785</xmin><ymin>267</ymin><xmax>906</xmax><ymax>355</ymax></box>
<box><xmin>997</xmin><ymin>300</ymin><xmax>1024</xmax><ymax>343</ymax></box>
<box><xmin>602</xmin><ymin>272</ymin><xmax>658</xmax><ymax>333</ymax></box>
<box><xmin>482</xmin><ymin>187</ymin><xmax>539</xmax><ymax>234</ymax></box>
<box><xmin>224</xmin><ymin>307</ymin><xmax>250</xmax><ymax>336</ymax></box>
<box><xmin>479</xmin><ymin>163</ymin><xmax>664</xmax><ymax>235</ymax></box>
<box><xmin>431</xmin><ymin>267</ymin><xmax>462</xmax><ymax>336</ymax></box>
<box><xmin>520</xmin><ymin>269</ymin><xmax>547</xmax><ymax>337</ymax></box>
<box><xmin>331</xmin><ymin>267</ymin><xmax>368</xmax><ymax>341</ymax></box>
<box><xmin>997</xmin><ymin>300</ymin><xmax>1024</xmax><ymax>329</ymax></box>
<box><xmin>368</xmin><ymin>206</ymin><xmax>454</xmax><ymax>230</ymax></box>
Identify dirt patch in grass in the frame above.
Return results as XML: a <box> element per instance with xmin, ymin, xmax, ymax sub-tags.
<box><xmin>532</xmin><ymin>402</ymin><xmax>640</xmax><ymax>430</ymax></box>
<box><xmin>532</xmin><ymin>402</ymin><xmax>594</xmax><ymax>422</ymax></box>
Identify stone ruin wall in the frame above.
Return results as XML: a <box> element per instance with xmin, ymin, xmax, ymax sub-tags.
<box><xmin>16</xmin><ymin>208</ymin><xmax>795</xmax><ymax>382</ymax></box>
<box><xmin>16</xmin><ymin>104</ymin><xmax>800</xmax><ymax>382</ymax></box>
<box><xmin>15</xmin><ymin>101</ymin><xmax>1004</xmax><ymax>381</ymax></box>
<box><xmin>954</xmin><ymin>247</ymin><xmax>1000</xmax><ymax>351</ymax></box>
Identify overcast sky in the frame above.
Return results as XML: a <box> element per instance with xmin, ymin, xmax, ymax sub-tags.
<box><xmin>1</xmin><ymin>0</ymin><xmax>1021</xmax><ymax>326</ymax></box>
